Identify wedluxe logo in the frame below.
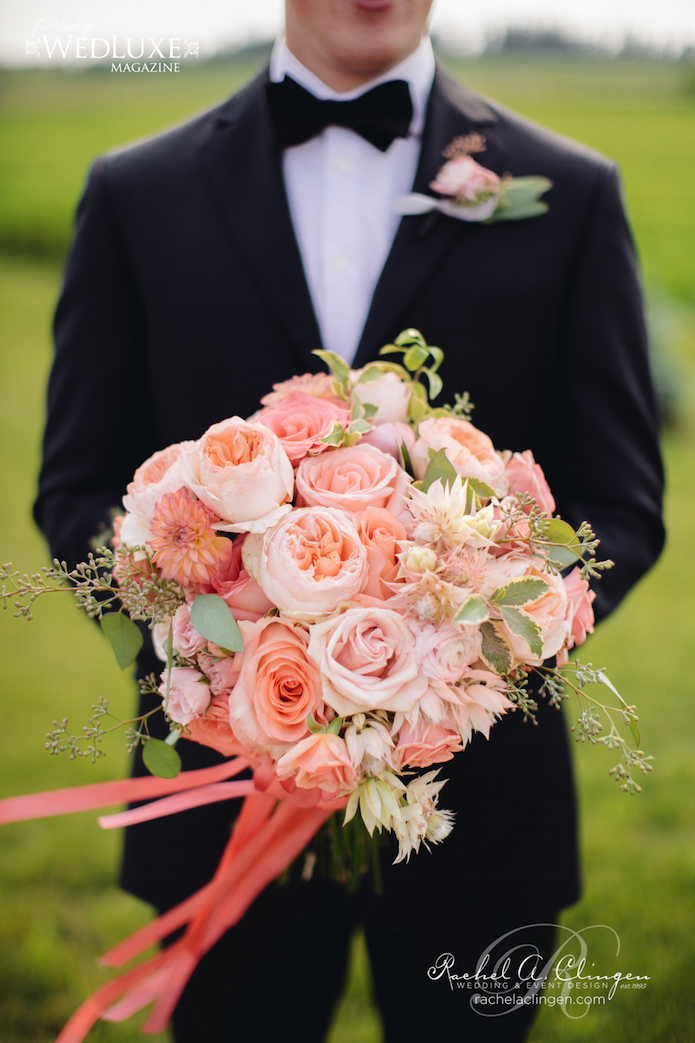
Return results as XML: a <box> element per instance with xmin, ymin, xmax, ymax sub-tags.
<box><xmin>25</xmin><ymin>19</ymin><xmax>199</xmax><ymax>73</ymax></box>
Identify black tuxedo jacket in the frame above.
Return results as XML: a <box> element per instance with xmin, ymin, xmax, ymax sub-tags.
<box><xmin>35</xmin><ymin>64</ymin><xmax>664</xmax><ymax>927</ymax></box>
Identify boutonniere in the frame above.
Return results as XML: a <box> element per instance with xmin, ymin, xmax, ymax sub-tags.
<box><xmin>393</xmin><ymin>133</ymin><xmax>552</xmax><ymax>224</ymax></box>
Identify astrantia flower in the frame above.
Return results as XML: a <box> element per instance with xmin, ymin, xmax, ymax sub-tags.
<box><xmin>149</xmin><ymin>488</ymin><xmax>232</xmax><ymax>588</ymax></box>
<box><xmin>406</xmin><ymin>476</ymin><xmax>499</xmax><ymax>553</ymax></box>
<box><xmin>393</xmin><ymin>770</ymin><xmax>454</xmax><ymax>863</ymax></box>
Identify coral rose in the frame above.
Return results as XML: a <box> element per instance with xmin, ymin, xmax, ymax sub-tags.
<box><xmin>181</xmin><ymin>417</ymin><xmax>294</xmax><ymax>533</ymax></box>
<box><xmin>160</xmin><ymin>667</ymin><xmax>211</xmax><ymax>726</ymax></box>
<box><xmin>296</xmin><ymin>443</ymin><xmax>411</xmax><ymax>520</ymax></box>
<box><xmin>308</xmin><ymin>606</ymin><xmax>429</xmax><ymax>717</ymax></box>
<box><xmin>503</xmin><ymin>450</ymin><xmax>555</xmax><ymax>517</ymax></box>
<box><xmin>229</xmin><ymin>619</ymin><xmax>326</xmax><ymax>753</ymax></box>
<box><xmin>256</xmin><ymin>392</ymin><xmax>350</xmax><ymax>465</ymax></box>
<box><xmin>185</xmin><ymin>690</ymin><xmax>246</xmax><ymax>758</ymax></box>
<box><xmin>246</xmin><ymin>506</ymin><xmax>368</xmax><ymax>624</ymax></box>
<box><xmin>411</xmin><ymin>416</ymin><xmax>508</xmax><ymax>497</ymax></box>
<box><xmin>275</xmin><ymin>732</ymin><xmax>357</xmax><ymax>794</ymax></box>
<box><xmin>353</xmin><ymin>507</ymin><xmax>406</xmax><ymax>600</ymax></box>
<box><xmin>392</xmin><ymin>720</ymin><xmax>463</xmax><ymax>771</ymax></box>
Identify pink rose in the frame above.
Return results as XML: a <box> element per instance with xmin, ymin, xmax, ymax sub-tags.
<box><xmin>411</xmin><ymin>416</ymin><xmax>508</xmax><ymax>497</ymax></box>
<box><xmin>308</xmin><ymin>606</ymin><xmax>429</xmax><ymax>717</ymax></box>
<box><xmin>503</xmin><ymin>450</ymin><xmax>555</xmax><ymax>517</ymax></box>
<box><xmin>181</xmin><ymin>417</ymin><xmax>294</xmax><ymax>533</ymax></box>
<box><xmin>171</xmin><ymin>602</ymin><xmax>208</xmax><ymax>658</ymax></box>
<box><xmin>193</xmin><ymin>534</ymin><xmax>273</xmax><ymax>622</ymax></box>
<box><xmin>256</xmin><ymin>392</ymin><xmax>351</xmax><ymax>465</ymax></box>
<box><xmin>430</xmin><ymin>155</ymin><xmax>501</xmax><ymax>219</ymax></box>
<box><xmin>229</xmin><ymin>619</ymin><xmax>326</xmax><ymax>752</ymax></box>
<box><xmin>350</xmin><ymin>371</ymin><xmax>411</xmax><ymax>424</ymax></box>
<box><xmin>296</xmin><ymin>443</ymin><xmax>411</xmax><ymax>519</ymax></box>
<box><xmin>353</xmin><ymin>507</ymin><xmax>406</xmax><ymax>600</ymax></box>
<box><xmin>160</xmin><ymin>666</ymin><xmax>211</xmax><ymax>726</ymax></box>
<box><xmin>247</xmin><ymin>506</ymin><xmax>368</xmax><ymax>624</ymax></box>
<box><xmin>275</xmin><ymin>732</ymin><xmax>357</xmax><ymax>794</ymax></box>
<box><xmin>185</xmin><ymin>690</ymin><xmax>246</xmax><ymax>758</ymax></box>
<box><xmin>359</xmin><ymin>422</ymin><xmax>416</xmax><ymax>463</ymax></box>
<box><xmin>122</xmin><ymin>440</ymin><xmax>195</xmax><ymax>523</ymax></box>
<box><xmin>563</xmin><ymin>566</ymin><xmax>596</xmax><ymax>650</ymax></box>
<box><xmin>408</xmin><ymin>620</ymin><xmax>481</xmax><ymax>684</ymax></box>
<box><xmin>392</xmin><ymin>720</ymin><xmax>463</xmax><ymax>771</ymax></box>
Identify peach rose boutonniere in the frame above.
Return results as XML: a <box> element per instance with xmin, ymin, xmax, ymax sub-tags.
<box><xmin>392</xmin><ymin>133</ymin><xmax>552</xmax><ymax>224</ymax></box>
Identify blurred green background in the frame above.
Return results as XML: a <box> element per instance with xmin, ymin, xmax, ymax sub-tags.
<box><xmin>0</xmin><ymin>53</ymin><xmax>694</xmax><ymax>1042</ymax></box>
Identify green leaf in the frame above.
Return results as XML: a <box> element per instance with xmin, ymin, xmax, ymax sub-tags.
<box><xmin>499</xmin><ymin>606</ymin><xmax>544</xmax><ymax>659</ymax></box>
<box><xmin>100</xmin><ymin>612</ymin><xmax>143</xmax><ymax>670</ymax></box>
<box><xmin>480</xmin><ymin>621</ymin><xmax>512</xmax><ymax>674</ymax></box>
<box><xmin>403</xmin><ymin>345</ymin><xmax>429</xmax><ymax>371</ymax></box>
<box><xmin>467</xmin><ymin>477</ymin><xmax>496</xmax><ymax>500</ymax></box>
<box><xmin>347</xmin><ymin>419</ymin><xmax>373</xmax><ymax>435</ymax></box>
<box><xmin>360</xmin><ymin>402</ymin><xmax>379</xmax><ymax>421</ymax></box>
<box><xmin>319</xmin><ymin>421</ymin><xmax>346</xmax><ymax>447</ymax></box>
<box><xmin>395</xmin><ymin>328</ymin><xmax>426</xmax><ymax>347</ymax></box>
<box><xmin>421</xmin><ymin>448</ymin><xmax>458</xmax><ymax>493</ymax></box>
<box><xmin>359</xmin><ymin>360</ymin><xmax>411</xmax><ymax>382</ymax></box>
<box><xmin>399</xmin><ymin>439</ymin><xmax>415</xmax><ymax>479</ymax></box>
<box><xmin>190</xmin><ymin>594</ymin><xmax>244</xmax><ymax>653</ymax></box>
<box><xmin>326</xmin><ymin>716</ymin><xmax>343</xmax><ymax>735</ymax></box>
<box><xmin>453</xmin><ymin>594</ymin><xmax>489</xmax><ymax>625</ymax></box>
<box><xmin>313</xmin><ymin>349</ymin><xmax>351</xmax><ymax>390</ymax></box>
<box><xmin>142</xmin><ymin>737</ymin><xmax>181</xmax><ymax>779</ymax></box>
<box><xmin>306</xmin><ymin>713</ymin><xmax>324</xmax><ymax>734</ymax></box>
<box><xmin>423</xmin><ymin>368</ymin><xmax>443</xmax><ymax>400</ymax></box>
<box><xmin>350</xmin><ymin>397</ymin><xmax>365</xmax><ymax>420</ymax></box>
<box><xmin>495</xmin><ymin>201</ymin><xmax>550</xmax><ymax>223</ymax></box>
<box><xmin>491</xmin><ymin>577</ymin><xmax>550</xmax><ymax>607</ymax></box>
<box><xmin>546</xmin><ymin>518</ymin><xmax>582</xmax><ymax>567</ymax></box>
<box><xmin>408</xmin><ymin>394</ymin><xmax>429</xmax><ymax>425</ymax></box>
<box><xmin>428</xmin><ymin>346</ymin><xmax>444</xmax><ymax>371</ymax></box>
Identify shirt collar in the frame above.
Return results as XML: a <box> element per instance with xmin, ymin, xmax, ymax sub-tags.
<box><xmin>269</xmin><ymin>34</ymin><xmax>435</xmax><ymax>138</ymax></box>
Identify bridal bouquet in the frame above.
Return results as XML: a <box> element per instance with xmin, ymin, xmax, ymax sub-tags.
<box><xmin>0</xmin><ymin>329</ymin><xmax>651</xmax><ymax>1041</ymax></box>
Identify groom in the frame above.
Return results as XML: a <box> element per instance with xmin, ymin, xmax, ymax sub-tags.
<box><xmin>35</xmin><ymin>0</ymin><xmax>664</xmax><ymax>1039</ymax></box>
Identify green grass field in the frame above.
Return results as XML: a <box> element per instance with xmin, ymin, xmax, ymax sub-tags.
<box><xmin>0</xmin><ymin>55</ymin><xmax>694</xmax><ymax>1042</ymax></box>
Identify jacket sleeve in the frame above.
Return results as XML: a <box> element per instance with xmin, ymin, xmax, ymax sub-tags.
<box><xmin>34</xmin><ymin>157</ymin><xmax>157</xmax><ymax>568</ymax></box>
<box><xmin>548</xmin><ymin>162</ymin><xmax>665</xmax><ymax>622</ymax></box>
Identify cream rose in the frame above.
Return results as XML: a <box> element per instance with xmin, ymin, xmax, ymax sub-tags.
<box><xmin>350</xmin><ymin>371</ymin><xmax>411</xmax><ymax>424</ymax></box>
<box><xmin>308</xmin><ymin>606</ymin><xmax>428</xmax><ymax>717</ymax></box>
<box><xmin>296</xmin><ymin>443</ymin><xmax>411</xmax><ymax>519</ymax></box>
<box><xmin>411</xmin><ymin>416</ymin><xmax>508</xmax><ymax>497</ymax></box>
<box><xmin>181</xmin><ymin>417</ymin><xmax>294</xmax><ymax>533</ymax></box>
<box><xmin>249</xmin><ymin>506</ymin><xmax>368</xmax><ymax>624</ymax></box>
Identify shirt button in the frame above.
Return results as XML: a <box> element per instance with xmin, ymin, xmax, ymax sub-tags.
<box><xmin>331</xmin><ymin>255</ymin><xmax>350</xmax><ymax>272</ymax></box>
<box><xmin>334</xmin><ymin>158</ymin><xmax>353</xmax><ymax>174</ymax></box>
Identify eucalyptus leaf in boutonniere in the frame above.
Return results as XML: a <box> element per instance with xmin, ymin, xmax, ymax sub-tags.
<box><xmin>393</xmin><ymin>133</ymin><xmax>553</xmax><ymax>224</ymax></box>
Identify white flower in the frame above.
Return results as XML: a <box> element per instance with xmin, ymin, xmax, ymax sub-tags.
<box><xmin>407</xmin><ymin>476</ymin><xmax>498</xmax><ymax>552</ymax></box>
<box><xmin>344</xmin><ymin>771</ymin><xmax>406</xmax><ymax>836</ymax></box>
<box><xmin>344</xmin><ymin>714</ymin><xmax>394</xmax><ymax>775</ymax></box>
<box><xmin>392</xmin><ymin>770</ymin><xmax>455</xmax><ymax>863</ymax></box>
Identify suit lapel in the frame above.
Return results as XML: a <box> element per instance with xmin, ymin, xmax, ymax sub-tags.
<box><xmin>199</xmin><ymin>70</ymin><xmax>323</xmax><ymax>373</ymax></box>
<box><xmin>353</xmin><ymin>66</ymin><xmax>506</xmax><ymax>368</ymax></box>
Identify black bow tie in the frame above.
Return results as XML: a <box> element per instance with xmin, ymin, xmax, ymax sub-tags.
<box><xmin>265</xmin><ymin>75</ymin><xmax>414</xmax><ymax>153</ymax></box>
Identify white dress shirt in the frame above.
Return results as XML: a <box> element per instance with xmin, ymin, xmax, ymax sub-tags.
<box><xmin>269</xmin><ymin>36</ymin><xmax>435</xmax><ymax>364</ymax></box>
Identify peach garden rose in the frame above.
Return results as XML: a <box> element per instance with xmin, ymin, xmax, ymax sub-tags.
<box><xmin>181</xmin><ymin>416</ymin><xmax>294</xmax><ymax>533</ymax></box>
<box><xmin>296</xmin><ymin>442</ymin><xmax>411</xmax><ymax>519</ymax></box>
<box><xmin>244</xmin><ymin>506</ymin><xmax>368</xmax><ymax>624</ymax></box>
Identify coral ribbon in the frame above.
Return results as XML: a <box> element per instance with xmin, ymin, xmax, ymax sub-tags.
<box><xmin>0</xmin><ymin>758</ymin><xmax>249</xmax><ymax>824</ymax></box>
<box><xmin>0</xmin><ymin>757</ymin><xmax>347</xmax><ymax>1042</ymax></box>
